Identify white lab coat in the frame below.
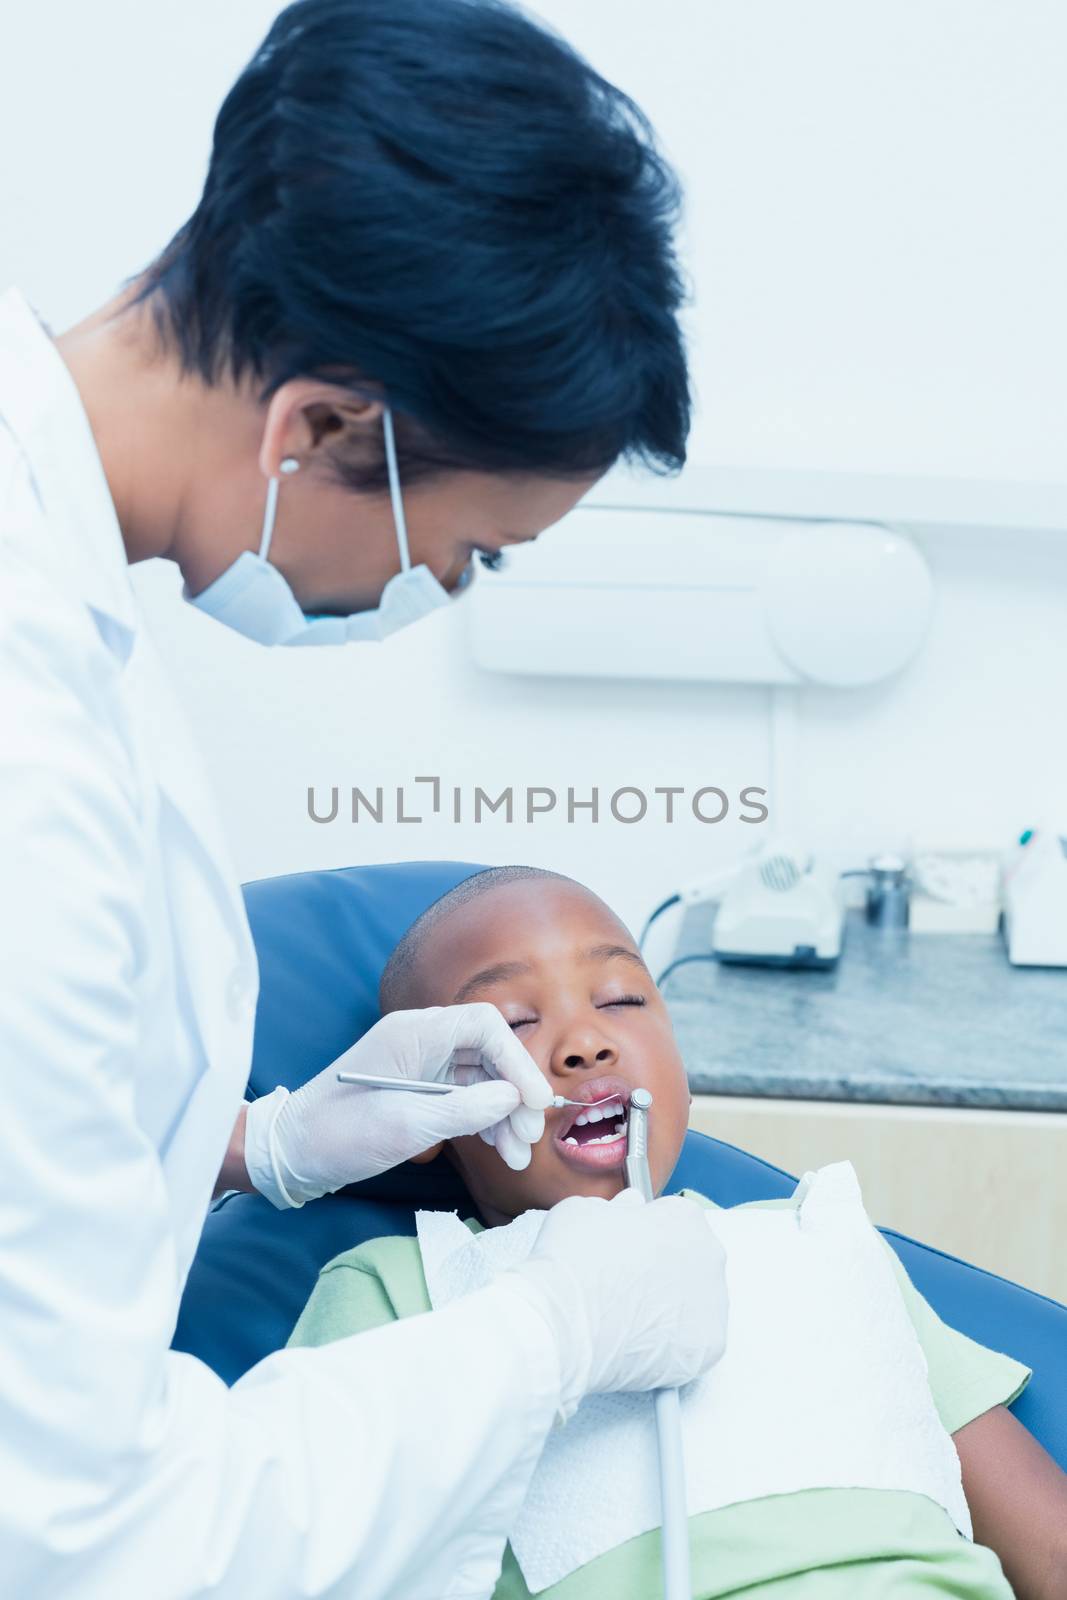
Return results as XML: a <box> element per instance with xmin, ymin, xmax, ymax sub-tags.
<box><xmin>0</xmin><ymin>287</ymin><xmax>560</xmax><ymax>1600</ymax></box>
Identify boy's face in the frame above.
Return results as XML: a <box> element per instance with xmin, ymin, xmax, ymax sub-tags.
<box><xmin>404</xmin><ymin>879</ymin><xmax>690</xmax><ymax>1224</ymax></box>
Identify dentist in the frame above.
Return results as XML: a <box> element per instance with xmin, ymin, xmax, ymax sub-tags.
<box><xmin>0</xmin><ymin>2</ymin><xmax>728</xmax><ymax>1596</ymax></box>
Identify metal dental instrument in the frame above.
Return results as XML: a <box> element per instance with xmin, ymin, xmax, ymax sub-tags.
<box><xmin>336</xmin><ymin>1072</ymin><xmax>457</xmax><ymax>1092</ymax></box>
<box><xmin>336</xmin><ymin>1072</ymin><xmax>621</xmax><ymax>1111</ymax></box>
<box><xmin>625</xmin><ymin>1087</ymin><xmax>692</xmax><ymax>1600</ymax></box>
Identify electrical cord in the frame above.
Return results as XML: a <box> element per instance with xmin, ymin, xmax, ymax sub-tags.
<box><xmin>638</xmin><ymin>892</ymin><xmax>682</xmax><ymax>951</ymax></box>
<box><xmin>655</xmin><ymin>952</ymin><xmax>720</xmax><ymax>989</ymax></box>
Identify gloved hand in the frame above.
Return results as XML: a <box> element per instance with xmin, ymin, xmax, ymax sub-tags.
<box><xmin>244</xmin><ymin>1003</ymin><xmax>552</xmax><ymax>1209</ymax></box>
<box><xmin>500</xmin><ymin>1190</ymin><xmax>728</xmax><ymax>1417</ymax></box>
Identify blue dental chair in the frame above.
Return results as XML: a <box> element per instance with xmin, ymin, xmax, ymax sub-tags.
<box><xmin>174</xmin><ymin>861</ymin><xmax>1067</xmax><ymax>1471</ymax></box>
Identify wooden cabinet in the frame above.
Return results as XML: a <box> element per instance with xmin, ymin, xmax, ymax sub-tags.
<box><xmin>689</xmin><ymin>1094</ymin><xmax>1067</xmax><ymax>1305</ymax></box>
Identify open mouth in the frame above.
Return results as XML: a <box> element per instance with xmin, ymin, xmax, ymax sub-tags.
<box><xmin>553</xmin><ymin>1077</ymin><xmax>631</xmax><ymax>1170</ymax></box>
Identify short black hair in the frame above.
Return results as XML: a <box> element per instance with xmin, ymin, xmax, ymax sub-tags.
<box><xmin>379</xmin><ymin>865</ymin><xmax>575</xmax><ymax>1013</ymax></box>
<box><xmin>136</xmin><ymin>0</ymin><xmax>691</xmax><ymax>492</ymax></box>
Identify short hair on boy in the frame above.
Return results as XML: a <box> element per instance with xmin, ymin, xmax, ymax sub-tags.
<box><xmin>379</xmin><ymin>865</ymin><xmax>572</xmax><ymax>1014</ymax></box>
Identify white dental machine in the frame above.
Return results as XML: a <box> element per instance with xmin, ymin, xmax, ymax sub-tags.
<box><xmin>1001</xmin><ymin>826</ymin><xmax>1067</xmax><ymax>967</ymax></box>
<box><xmin>641</xmin><ymin>843</ymin><xmax>844</xmax><ymax>976</ymax></box>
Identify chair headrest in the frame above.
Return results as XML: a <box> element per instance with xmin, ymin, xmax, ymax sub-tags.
<box><xmin>242</xmin><ymin>860</ymin><xmax>487</xmax><ymax>1097</ymax></box>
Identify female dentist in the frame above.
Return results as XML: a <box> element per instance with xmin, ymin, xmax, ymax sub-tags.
<box><xmin>0</xmin><ymin>2</ymin><xmax>728</xmax><ymax>1596</ymax></box>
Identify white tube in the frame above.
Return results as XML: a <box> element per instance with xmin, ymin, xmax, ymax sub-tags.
<box><xmin>654</xmin><ymin>1387</ymin><xmax>691</xmax><ymax>1599</ymax></box>
<box><xmin>625</xmin><ymin>1090</ymin><xmax>692</xmax><ymax>1598</ymax></box>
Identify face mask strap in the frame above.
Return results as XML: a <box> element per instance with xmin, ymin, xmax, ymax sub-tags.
<box><xmin>258</xmin><ymin>420</ymin><xmax>407</xmax><ymax>581</ymax></box>
<box><xmin>259</xmin><ymin>476</ymin><xmax>280</xmax><ymax>562</ymax></box>
<box><xmin>382</xmin><ymin>405</ymin><xmax>412</xmax><ymax>573</ymax></box>
<box><xmin>259</xmin><ymin>457</ymin><xmax>299</xmax><ymax>564</ymax></box>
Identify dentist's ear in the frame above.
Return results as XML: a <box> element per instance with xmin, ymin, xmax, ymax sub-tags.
<box><xmin>409</xmin><ymin>1142</ymin><xmax>446</xmax><ymax>1165</ymax></box>
<box><xmin>258</xmin><ymin>379</ymin><xmax>386</xmax><ymax>478</ymax></box>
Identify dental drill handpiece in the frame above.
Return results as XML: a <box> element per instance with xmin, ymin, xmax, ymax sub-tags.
<box><xmin>624</xmin><ymin>1087</ymin><xmax>655</xmax><ymax>1200</ymax></box>
<box><xmin>625</xmin><ymin>1089</ymin><xmax>692</xmax><ymax>1600</ymax></box>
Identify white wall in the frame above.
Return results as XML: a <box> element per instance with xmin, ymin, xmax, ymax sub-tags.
<box><xmin>4</xmin><ymin>1</ymin><xmax>1066</xmax><ymax>933</ymax></box>
<box><xmin>555</xmin><ymin>0</ymin><xmax>1067</xmax><ymax>483</ymax></box>
<box><xmin>129</xmin><ymin>516</ymin><xmax>1067</xmax><ymax>935</ymax></box>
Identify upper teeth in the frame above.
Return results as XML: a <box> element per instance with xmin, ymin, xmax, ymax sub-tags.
<box><xmin>574</xmin><ymin>1099</ymin><xmax>625</xmax><ymax>1126</ymax></box>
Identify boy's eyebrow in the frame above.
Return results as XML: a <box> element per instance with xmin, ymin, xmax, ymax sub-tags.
<box><xmin>452</xmin><ymin>961</ymin><xmax>533</xmax><ymax>1003</ymax></box>
<box><xmin>581</xmin><ymin>943</ymin><xmax>648</xmax><ymax>971</ymax></box>
<box><xmin>451</xmin><ymin>945</ymin><xmax>647</xmax><ymax>1003</ymax></box>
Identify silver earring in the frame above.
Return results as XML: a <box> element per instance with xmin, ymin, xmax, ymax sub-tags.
<box><xmin>280</xmin><ymin>457</ymin><xmax>300</xmax><ymax>475</ymax></box>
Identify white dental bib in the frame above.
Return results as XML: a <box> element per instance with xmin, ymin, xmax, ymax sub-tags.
<box><xmin>416</xmin><ymin>1162</ymin><xmax>971</xmax><ymax>1595</ymax></box>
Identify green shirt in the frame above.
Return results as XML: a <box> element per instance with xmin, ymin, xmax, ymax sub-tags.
<box><xmin>288</xmin><ymin>1192</ymin><xmax>1031</xmax><ymax>1599</ymax></box>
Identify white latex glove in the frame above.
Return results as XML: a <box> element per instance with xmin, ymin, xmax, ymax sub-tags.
<box><xmin>244</xmin><ymin>1003</ymin><xmax>552</xmax><ymax>1209</ymax></box>
<box><xmin>500</xmin><ymin>1190</ymin><xmax>729</xmax><ymax>1417</ymax></box>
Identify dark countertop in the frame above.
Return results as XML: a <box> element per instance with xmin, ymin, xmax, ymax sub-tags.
<box><xmin>664</xmin><ymin>906</ymin><xmax>1067</xmax><ymax>1111</ymax></box>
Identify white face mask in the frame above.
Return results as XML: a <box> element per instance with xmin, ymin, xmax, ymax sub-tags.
<box><xmin>186</xmin><ymin>405</ymin><xmax>470</xmax><ymax>646</ymax></box>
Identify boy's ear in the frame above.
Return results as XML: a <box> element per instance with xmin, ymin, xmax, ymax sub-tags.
<box><xmin>409</xmin><ymin>1142</ymin><xmax>445</xmax><ymax>1165</ymax></box>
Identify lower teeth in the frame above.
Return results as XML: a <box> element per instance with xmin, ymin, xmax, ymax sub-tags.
<box><xmin>564</xmin><ymin>1129</ymin><xmax>625</xmax><ymax>1148</ymax></box>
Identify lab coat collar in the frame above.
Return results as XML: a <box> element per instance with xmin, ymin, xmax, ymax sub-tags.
<box><xmin>0</xmin><ymin>286</ymin><xmax>137</xmax><ymax>664</ymax></box>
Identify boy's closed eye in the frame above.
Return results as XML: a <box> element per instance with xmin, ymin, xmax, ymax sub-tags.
<box><xmin>506</xmin><ymin>994</ymin><xmax>648</xmax><ymax>1030</ymax></box>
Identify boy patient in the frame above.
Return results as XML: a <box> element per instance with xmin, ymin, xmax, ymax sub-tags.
<box><xmin>289</xmin><ymin>867</ymin><xmax>1067</xmax><ymax>1600</ymax></box>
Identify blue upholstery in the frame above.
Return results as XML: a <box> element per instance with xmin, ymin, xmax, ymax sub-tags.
<box><xmin>174</xmin><ymin>862</ymin><xmax>1067</xmax><ymax>1472</ymax></box>
<box><xmin>241</xmin><ymin>860</ymin><xmax>488</xmax><ymax>1097</ymax></box>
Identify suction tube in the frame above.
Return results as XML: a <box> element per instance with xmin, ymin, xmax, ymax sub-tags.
<box><xmin>624</xmin><ymin>1089</ymin><xmax>692</xmax><ymax>1600</ymax></box>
